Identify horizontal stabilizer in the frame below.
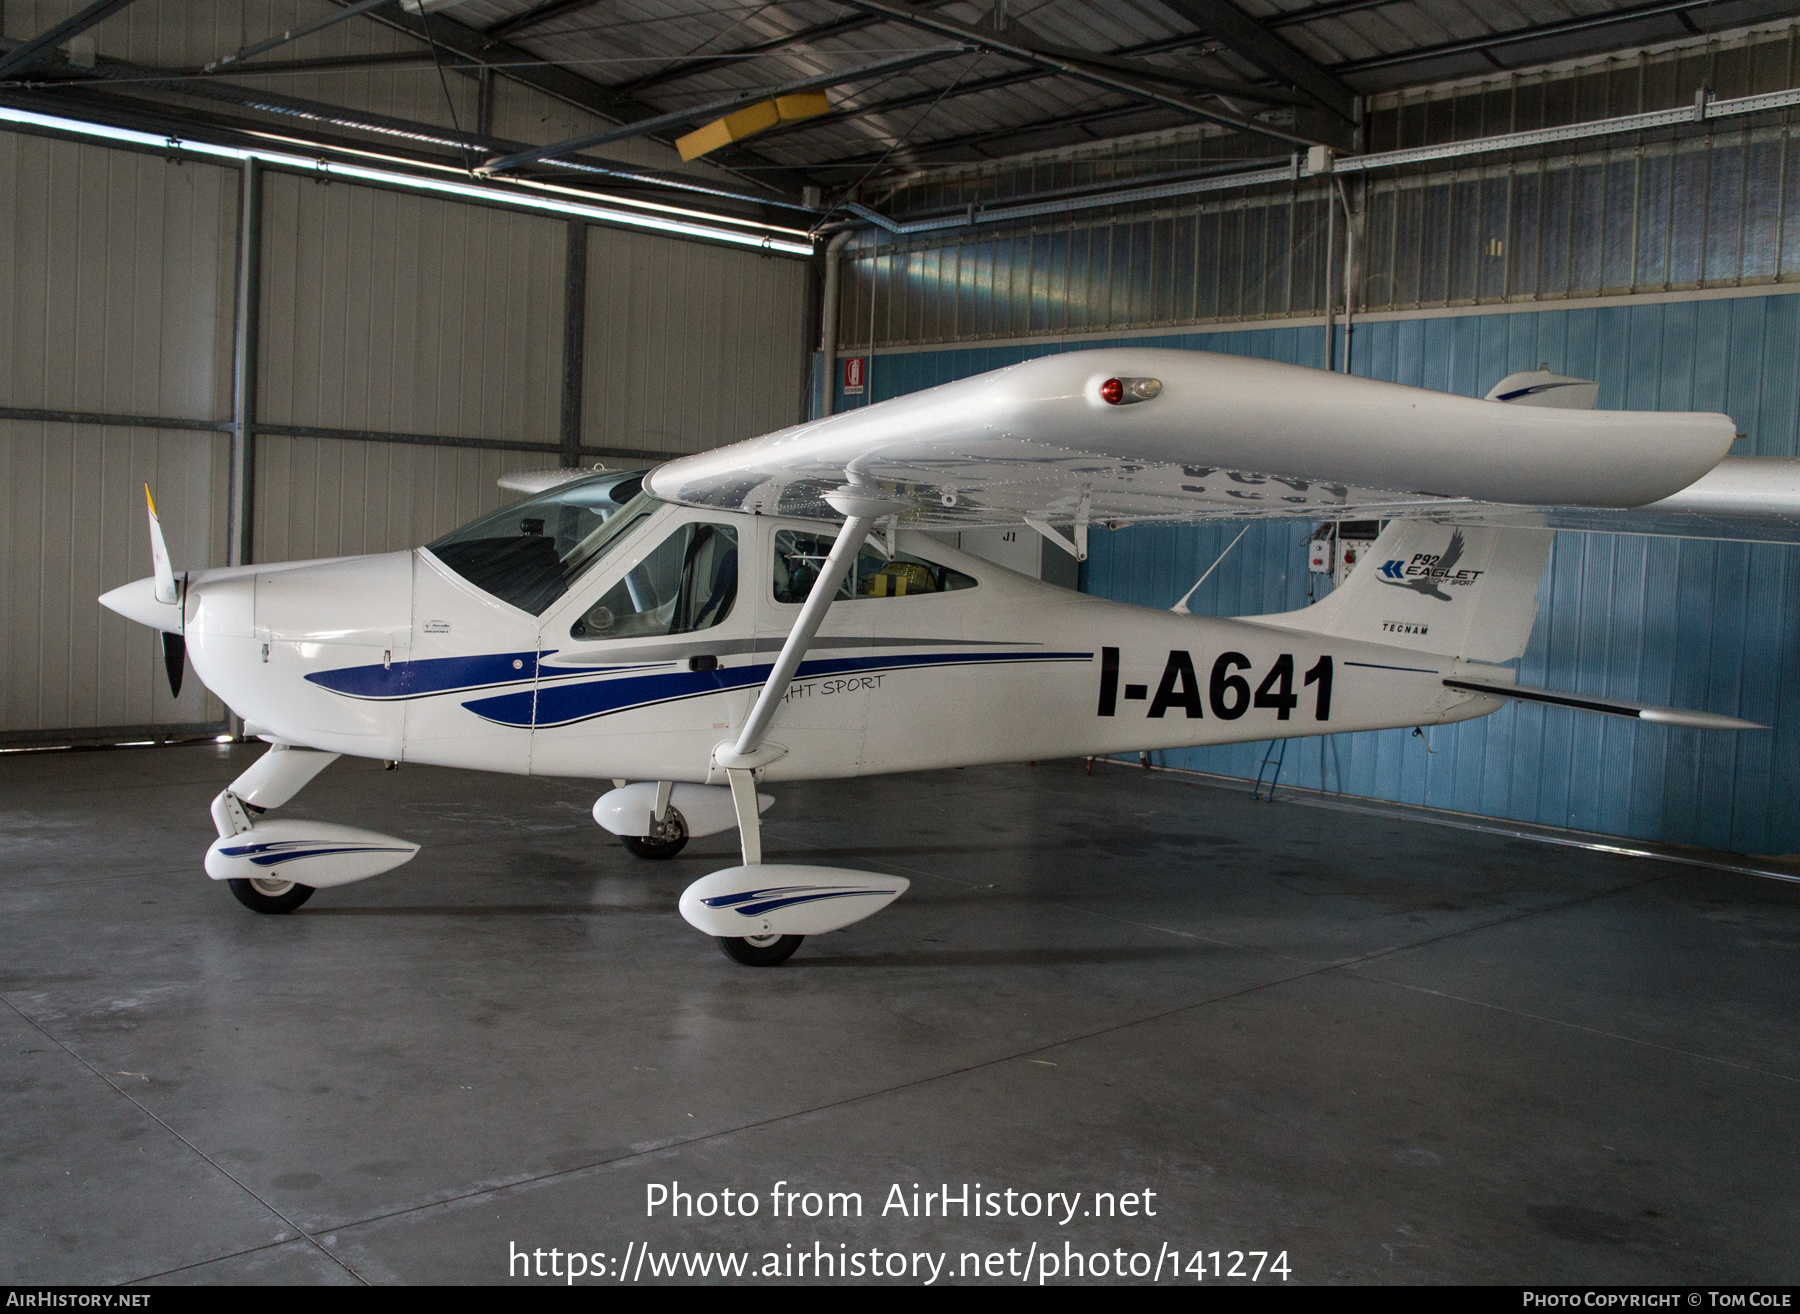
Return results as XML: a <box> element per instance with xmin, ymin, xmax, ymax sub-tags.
<box><xmin>1444</xmin><ymin>677</ymin><xmax>1764</xmax><ymax>730</ymax></box>
<box><xmin>680</xmin><ymin>865</ymin><xmax>908</xmax><ymax>937</ymax></box>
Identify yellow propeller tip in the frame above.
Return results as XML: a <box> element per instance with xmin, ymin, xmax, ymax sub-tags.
<box><xmin>144</xmin><ymin>484</ymin><xmax>158</xmax><ymax>517</ymax></box>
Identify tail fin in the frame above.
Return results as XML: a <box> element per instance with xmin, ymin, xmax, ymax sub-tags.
<box><xmin>1252</xmin><ymin>521</ymin><xmax>1551</xmax><ymax>663</ymax></box>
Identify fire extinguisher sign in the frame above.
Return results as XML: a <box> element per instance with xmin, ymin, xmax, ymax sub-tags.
<box><xmin>842</xmin><ymin>356</ymin><xmax>866</xmax><ymax>396</ymax></box>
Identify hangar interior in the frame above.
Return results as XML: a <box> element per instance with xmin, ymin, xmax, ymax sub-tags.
<box><xmin>4</xmin><ymin>0</ymin><xmax>1800</xmax><ymax>1286</ymax></box>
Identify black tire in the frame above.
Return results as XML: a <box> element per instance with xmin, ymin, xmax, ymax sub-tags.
<box><xmin>620</xmin><ymin>809</ymin><xmax>688</xmax><ymax>859</ymax></box>
<box><xmin>717</xmin><ymin>934</ymin><xmax>803</xmax><ymax>966</ymax></box>
<box><xmin>227</xmin><ymin>876</ymin><xmax>316</xmax><ymax>914</ymax></box>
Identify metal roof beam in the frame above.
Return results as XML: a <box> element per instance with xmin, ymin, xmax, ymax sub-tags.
<box><xmin>203</xmin><ymin>0</ymin><xmax>391</xmax><ymax>73</ymax></box>
<box><xmin>839</xmin><ymin>0</ymin><xmax>1320</xmax><ymax>147</ymax></box>
<box><xmin>618</xmin><ymin>1</ymin><xmax>963</xmax><ymax>96</ymax></box>
<box><xmin>800</xmin><ymin>99</ymin><xmax>1196</xmax><ymax>169</ymax></box>
<box><xmin>1331</xmin><ymin>0</ymin><xmax>1728</xmax><ymax>75</ymax></box>
<box><xmin>0</xmin><ymin>0</ymin><xmax>143</xmax><ymax>80</ymax></box>
<box><xmin>1154</xmin><ymin>0</ymin><xmax>1357</xmax><ymax>121</ymax></box>
<box><xmin>476</xmin><ymin>49</ymin><xmax>960</xmax><ymax>173</ymax></box>
<box><xmin>1264</xmin><ymin>0</ymin><xmax>1400</xmax><ymax>30</ymax></box>
<box><xmin>352</xmin><ymin>0</ymin><xmax>813</xmax><ymax>195</ymax></box>
<box><xmin>483</xmin><ymin>0</ymin><xmax>602</xmax><ymax>42</ymax></box>
<box><xmin>15</xmin><ymin>50</ymin><xmax>810</xmax><ymax>215</ymax></box>
<box><xmin>168</xmin><ymin>50</ymin><xmax>436</xmax><ymax>77</ymax></box>
<box><xmin>755</xmin><ymin>47</ymin><xmax>1307</xmax><ymax>147</ymax></box>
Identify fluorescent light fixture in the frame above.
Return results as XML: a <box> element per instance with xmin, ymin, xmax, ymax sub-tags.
<box><xmin>238</xmin><ymin>125</ymin><xmax>811</xmax><ymax>236</ymax></box>
<box><xmin>0</xmin><ymin>106</ymin><xmax>817</xmax><ymax>256</ymax></box>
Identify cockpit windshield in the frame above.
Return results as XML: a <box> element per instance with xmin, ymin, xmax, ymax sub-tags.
<box><xmin>426</xmin><ymin>471</ymin><xmax>656</xmax><ymax>615</ymax></box>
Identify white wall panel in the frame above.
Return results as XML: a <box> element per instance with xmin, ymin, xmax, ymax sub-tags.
<box><xmin>259</xmin><ymin>172</ymin><xmax>566</xmax><ymax>444</ymax></box>
<box><xmin>251</xmin><ymin>434</ymin><xmax>538</xmax><ymax>563</ymax></box>
<box><xmin>2</xmin><ymin>420</ymin><xmax>227</xmax><ymax>734</ymax></box>
<box><xmin>0</xmin><ymin>131</ymin><xmax>236</xmax><ymax>420</ymax></box>
<box><xmin>584</xmin><ymin>224</ymin><xmax>807</xmax><ymax>455</ymax></box>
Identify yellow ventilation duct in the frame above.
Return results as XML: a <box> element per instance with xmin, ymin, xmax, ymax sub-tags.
<box><xmin>677</xmin><ymin>93</ymin><xmax>831</xmax><ymax>161</ymax></box>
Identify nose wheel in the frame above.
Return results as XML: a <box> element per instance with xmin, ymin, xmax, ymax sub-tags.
<box><xmin>717</xmin><ymin>933</ymin><xmax>803</xmax><ymax>966</ymax></box>
<box><xmin>227</xmin><ymin>876</ymin><xmax>316</xmax><ymax>914</ymax></box>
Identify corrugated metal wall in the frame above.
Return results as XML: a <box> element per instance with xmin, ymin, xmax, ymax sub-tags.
<box><xmin>259</xmin><ymin>173</ymin><xmax>567</xmax><ymax>446</ymax></box>
<box><xmin>3</xmin><ymin>422</ymin><xmax>227</xmax><ymax>736</ymax></box>
<box><xmin>845</xmin><ymin>296</ymin><xmax>1800</xmax><ymax>858</ymax></box>
<box><xmin>0</xmin><ymin>122</ymin><xmax>811</xmax><ymax>741</ymax></box>
<box><xmin>0</xmin><ymin>132</ymin><xmax>236</xmax><ymax>737</ymax></box>
<box><xmin>584</xmin><ymin>224</ymin><xmax>810</xmax><ymax>455</ymax></box>
<box><xmin>0</xmin><ymin>131</ymin><xmax>236</xmax><ymax>419</ymax></box>
<box><xmin>251</xmin><ymin>436</ymin><xmax>541</xmax><ymax>562</ymax></box>
<box><xmin>840</xmin><ymin>24</ymin><xmax>1800</xmax><ymax>352</ymax></box>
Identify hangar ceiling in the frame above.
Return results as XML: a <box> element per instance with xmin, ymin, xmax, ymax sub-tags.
<box><xmin>5</xmin><ymin>1</ymin><xmax>1800</xmax><ymax>232</ymax></box>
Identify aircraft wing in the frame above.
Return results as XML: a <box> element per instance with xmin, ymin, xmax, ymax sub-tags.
<box><xmin>646</xmin><ymin>348</ymin><xmax>1752</xmax><ymax>536</ymax></box>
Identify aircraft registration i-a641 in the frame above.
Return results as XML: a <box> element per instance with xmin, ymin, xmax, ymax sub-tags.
<box><xmin>100</xmin><ymin>348</ymin><xmax>1796</xmax><ymax>966</ymax></box>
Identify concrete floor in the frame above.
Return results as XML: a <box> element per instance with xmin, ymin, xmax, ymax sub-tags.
<box><xmin>3</xmin><ymin>742</ymin><xmax>1798</xmax><ymax>1286</ymax></box>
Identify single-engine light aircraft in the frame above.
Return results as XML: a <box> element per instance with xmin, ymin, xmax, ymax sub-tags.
<box><xmin>101</xmin><ymin>349</ymin><xmax>1795</xmax><ymax>965</ymax></box>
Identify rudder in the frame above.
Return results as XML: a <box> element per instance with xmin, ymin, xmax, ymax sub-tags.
<box><xmin>1250</xmin><ymin>520</ymin><xmax>1552</xmax><ymax>663</ymax></box>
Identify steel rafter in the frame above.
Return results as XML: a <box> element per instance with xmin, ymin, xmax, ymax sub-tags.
<box><xmin>802</xmin><ymin>98</ymin><xmax>1189</xmax><ymax>169</ymax></box>
<box><xmin>477</xmin><ymin>49</ymin><xmax>963</xmax><ymax>174</ymax></box>
<box><xmin>0</xmin><ymin>0</ymin><xmax>143</xmax><ymax>80</ymax></box>
<box><xmin>615</xmin><ymin>0</ymin><xmax>965</xmax><ymax>97</ymax></box>
<box><xmin>1330</xmin><ymin>0</ymin><xmax>1743</xmax><ymax>75</ymax></box>
<box><xmin>11</xmin><ymin>62</ymin><xmax>806</xmax><ymax>217</ymax></box>
<box><xmin>351</xmin><ymin>0</ymin><xmax>813</xmax><ymax>195</ymax></box>
<box><xmin>753</xmin><ymin>51</ymin><xmax>1304</xmax><ymax>152</ymax></box>
<box><xmin>1155</xmin><ymin>0</ymin><xmax>1357</xmax><ymax>121</ymax></box>
<box><xmin>483</xmin><ymin>0</ymin><xmax>603</xmax><ymax>42</ymax></box>
<box><xmin>839</xmin><ymin>0</ymin><xmax>1319</xmax><ymax>146</ymax></box>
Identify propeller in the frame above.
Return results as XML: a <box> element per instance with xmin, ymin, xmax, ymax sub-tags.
<box><xmin>145</xmin><ymin>484</ymin><xmax>178</xmax><ymax>603</ymax></box>
<box><xmin>161</xmin><ymin>632</ymin><xmax>186</xmax><ymax>698</ymax></box>
<box><xmin>145</xmin><ymin>484</ymin><xmax>189</xmax><ymax>698</ymax></box>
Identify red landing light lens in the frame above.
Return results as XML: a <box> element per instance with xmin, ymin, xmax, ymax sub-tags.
<box><xmin>1099</xmin><ymin>377</ymin><xmax>1124</xmax><ymax>405</ymax></box>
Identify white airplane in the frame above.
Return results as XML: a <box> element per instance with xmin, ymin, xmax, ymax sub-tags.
<box><xmin>100</xmin><ymin>348</ymin><xmax>1788</xmax><ymax>965</ymax></box>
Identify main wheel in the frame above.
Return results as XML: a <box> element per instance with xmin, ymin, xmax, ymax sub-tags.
<box><xmin>621</xmin><ymin>807</ymin><xmax>688</xmax><ymax>859</ymax></box>
<box><xmin>717</xmin><ymin>933</ymin><xmax>803</xmax><ymax>967</ymax></box>
<box><xmin>227</xmin><ymin>876</ymin><xmax>316</xmax><ymax>914</ymax></box>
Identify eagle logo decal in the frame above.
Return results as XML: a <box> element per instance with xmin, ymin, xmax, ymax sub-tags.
<box><xmin>1377</xmin><ymin>528</ymin><xmax>1473</xmax><ymax>602</ymax></box>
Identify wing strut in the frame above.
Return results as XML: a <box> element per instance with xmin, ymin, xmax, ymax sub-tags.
<box><xmin>714</xmin><ymin>486</ymin><xmax>902</xmax><ymax>865</ymax></box>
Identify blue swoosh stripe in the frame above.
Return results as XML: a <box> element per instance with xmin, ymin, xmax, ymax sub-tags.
<box><xmin>464</xmin><ymin>650</ymin><xmax>1094</xmax><ymax>729</ymax></box>
<box><xmin>702</xmin><ymin>887</ymin><xmax>897</xmax><ymax>918</ymax></box>
<box><xmin>304</xmin><ymin>649</ymin><xmax>646</xmax><ymax>701</ymax></box>
<box><xmin>218</xmin><ymin>841</ymin><xmax>411</xmax><ymax>867</ymax></box>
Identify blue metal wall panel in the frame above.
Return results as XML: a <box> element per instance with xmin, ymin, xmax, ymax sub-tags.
<box><xmin>839</xmin><ymin>295</ymin><xmax>1800</xmax><ymax>857</ymax></box>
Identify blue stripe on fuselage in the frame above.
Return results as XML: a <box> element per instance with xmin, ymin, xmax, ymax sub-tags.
<box><xmin>303</xmin><ymin>649</ymin><xmax>647</xmax><ymax>700</ymax></box>
<box><xmin>463</xmin><ymin>650</ymin><xmax>1093</xmax><ymax>729</ymax></box>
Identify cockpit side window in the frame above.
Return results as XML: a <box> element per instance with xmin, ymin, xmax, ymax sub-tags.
<box><xmin>570</xmin><ymin>522</ymin><xmax>739</xmax><ymax>641</ymax></box>
<box><xmin>425</xmin><ymin>474</ymin><xmax>650</xmax><ymax>615</ymax></box>
<box><xmin>773</xmin><ymin>529</ymin><xmax>977</xmax><ymax>605</ymax></box>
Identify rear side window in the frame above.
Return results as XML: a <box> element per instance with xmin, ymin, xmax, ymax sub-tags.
<box><xmin>570</xmin><ymin>522</ymin><xmax>738</xmax><ymax>640</ymax></box>
<box><xmin>773</xmin><ymin>529</ymin><xmax>977</xmax><ymax>604</ymax></box>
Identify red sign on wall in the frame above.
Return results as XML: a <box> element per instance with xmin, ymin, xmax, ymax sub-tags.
<box><xmin>842</xmin><ymin>356</ymin><xmax>866</xmax><ymax>395</ymax></box>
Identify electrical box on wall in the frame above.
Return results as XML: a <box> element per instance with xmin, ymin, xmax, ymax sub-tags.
<box><xmin>1308</xmin><ymin>538</ymin><xmax>1332</xmax><ymax>573</ymax></box>
<box><xmin>1332</xmin><ymin>520</ymin><xmax>1384</xmax><ymax>589</ymax></box>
